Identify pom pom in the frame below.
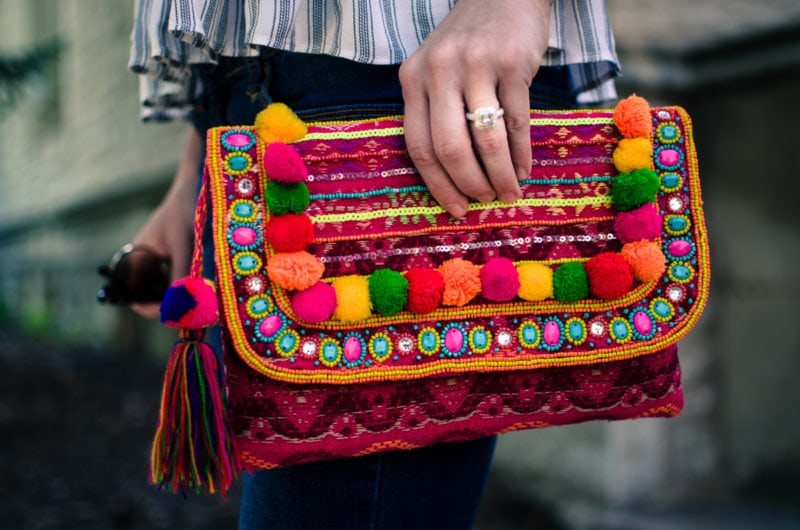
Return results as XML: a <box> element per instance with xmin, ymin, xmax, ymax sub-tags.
<box><xmin>160</xmin><ymin>278</ymin><xmax>218</xmax><ymax>328</ymax></box>
<box><xmin>264</xmin><ymin>142</ymin><xmax>308</xmax><ymax>184</ymax></box>
<box><xmin>265</xmin><ymin>213</ymin><xmax>314</xmax><ymax>252</ymax></box>
<box><xmin>438</xmin><ymin>258</ymin><xmax>482</xmax><ymax>306</ymax></box>
<box><xmin>405</xmin><ymin>268</ymin><xmax>444</xmax><ymax>314</ymax></box>
<box><xmin>291</xmin><ymin>281</ymin><xmax>337</xmax><ymax>322</ymax></box>
<box><xmin>332</xmin><ymin>275</ymin><xmax>372</xmax><ymax>321</ymax></box>
<box><xmin>265</xmin><ymin>181</ymin><xmax>310</xmax><ymax>215</ymax></box>
<box><xmin>369</xmin><ymin>269</ymin><xmax>408</xmax><ymax>316</ymax></box>
<box><xmin>614</xmin><ymin>203</ymin><xmax>662</xmax><ymax>243</ymax></box>
<box><xmin>584</xmin><ymin>252</ymin><xmax>634</xmax><ymax>300</ymax></box>
<box><xmin>613</xmin><ymin>95</ymin><xmax>652</xmax><ymax>138</ymax></box>
<box><xmin>266</xmin><ymin>251</ymin><xmax>324</xmax><ymax>291</ymax></box>
<box><xmin>254</xmin><ymin>103</ymin><xmax>308</xmax><ymax>144</ymax></box>
<box><xmin>613</xmin><ymin>138</ymin><xmax>653</xmax><ymax>173</ymax></box>
<box><xmin>611</xmin><ymin>169</ymin><xmax>660</xmax><ymax>211</ymax></box>
<box><xmin>516</xmin><ymin>262</ymin><xmax>553</xmax><ymax>301</ymax></box>
<box><xmin>621</xmin><ymin>241</ymin><xmax>667</xmax><ymax>282</ymax></box>
<box><xmin>553</xmin><ymin>262</ymin><xmax>589</xmax><ymax>302</ymax></box>
<box><xmin>480</xmin><ymin>257</ymin><xmax>520</xmax><ymax>302</ymax></box>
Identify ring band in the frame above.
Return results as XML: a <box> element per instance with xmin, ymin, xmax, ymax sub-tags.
<box><xmin>466</xmin><ymin>106</ymin><xmax>505</xmax><ymax>130</ymax></box>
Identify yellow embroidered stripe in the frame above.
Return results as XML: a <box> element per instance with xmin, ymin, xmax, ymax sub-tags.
<box><xmin>310</xmin><ymin>196</ymin><xmax>612</xmax><ymax>224</ymax></box>
<box><xmin>302</xmin><ymin>116</ymin><xmax>614</xmax><ymax>140</ymax></box>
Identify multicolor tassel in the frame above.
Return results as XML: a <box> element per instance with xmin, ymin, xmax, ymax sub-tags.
<box><xmin>150</xmin><ymin>329</ymin><xmax>238</xmax><ymax>496</ymax></box>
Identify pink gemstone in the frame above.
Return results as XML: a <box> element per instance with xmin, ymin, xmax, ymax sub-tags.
<box><xmin>445</xmin><ymin>328</ymin><xmax>464</xmax><ymax>352</ymax></box>
<box><xmin>668</xmin><ymin>239</ymin><xmax>692</xmax><ymax>258</ymax></box>
<box><xmin>658</xmin><ymin>148</ymin><xmax>680</xmax><ymax>167</ymax></box>
<box><xmin>259</xmin><ymin>315</ymin><xmax>282</xmax><ymax>338</ymax></box>
<box><xmin>227</xmin><ymin>133</ymin><xmax>252</xmax><ymax>147</ymax></box>
<box><xmin>543</xmin><ymin>321</ymin><xmax>561</xmax><ymax>346</ymax></box>
<box><xmin>344</xmin><ymin>337</ymin><xmax>363</xmax><ymax>362</ymax></box>
<box><xmin>633</xmin><ymin>311</ymin><xmax>653</xmax><ymax>335</ymax></box>
<box><xmin>232</xmin><ymin>226</ymin><xmax>258</xmax><ymax>247</ymax></box>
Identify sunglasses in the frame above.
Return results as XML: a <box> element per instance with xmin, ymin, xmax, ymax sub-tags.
<box><xmin>97</xmin><ymin>244</ymin><xmax>171</xmax><ymax>305</ymax></box>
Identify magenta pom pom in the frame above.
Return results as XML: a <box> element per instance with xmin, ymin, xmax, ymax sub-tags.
<box><xmin>264</xmin><ymin>142</ymin><xmax>308</xmax><ymax>184</ymax></box>
<box><xmin>161</xmin><ymin>277</ymin><xmax>219</xmax><ymax>329</ymax></box>
<box><xmin>614</xmin><ymin>203</ymin><xmax>662</xmax><ymax>244</ymax></box>
<box><xmin>291</xmin><ymin>281</ymin><xmax>337</xmax><ymax>323</ymax></box>
<box><xmin>480</xmin><ymin>257</ymin><xmax>520</xmax><ymax>302</ymax></box>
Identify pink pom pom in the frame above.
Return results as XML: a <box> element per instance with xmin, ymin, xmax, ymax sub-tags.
<box><xmin>614</xmin><ymin>203</ymin><xmax>662</xmax><ymax>244</ymax></box>
<box><xmin>264</xmin><ymin>142</ymin><xmax>308</xmax><ymax>184</ymax></box>
<box><xmin>480</xmin><ymin>257</ymin><xmax>520</xmax><ymax>302</ymax></box>
<box><xmin>161</xmin><ymin>277</ymin><xmax>219</xmax><ymax>329</ymax></box>
<box><xmin>291</xmin><ymin>281</ymin><xmax>337</xmax><ymax>323</ymax></box>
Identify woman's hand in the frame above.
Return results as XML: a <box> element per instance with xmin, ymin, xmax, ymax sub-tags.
<box><xmin>130</xmin><ymin>126</ymin><xmax>203</xmax><ymax>318</ymax></box>
<box><xmin>399</xmin><ymin>0</ymin><xmax>552</xmax><ymax>218</ymax></box>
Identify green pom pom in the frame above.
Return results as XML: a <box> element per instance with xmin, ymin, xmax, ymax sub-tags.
<box><xmin>369</xmin><ymin>269</ymin><xmax>409</xmax><ymax>315</ymax></box>
<box><xmin>611</xmin><ymin>169</ymin><xmax>659</xmax><ymax>211</ymax></box>
<box><xmin>265</xmin><ymin>181</ymin><xmax>310</xmax><ymax>214</ymax></box>
<box><xmin>553</xmin><ymin>262</ymin><xmax>589</xmax><ymax>302</ymax></box>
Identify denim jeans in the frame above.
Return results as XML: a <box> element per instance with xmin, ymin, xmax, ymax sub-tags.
<box><xmin>194</xmin><ymin>50</ymin><xmax>581</xmax><ymax>530</ymax></box>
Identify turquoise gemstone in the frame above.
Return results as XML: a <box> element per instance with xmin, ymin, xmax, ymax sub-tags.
<box><xmin>522</xmin><ymin>325</ymin><xmax>537</xmax><ymax>343</ymax></box>
<box><xmin>323</xmin><ymin>343</ymin><xmax>338</xmax><ymax>362</ymax></box>
<box><xmin>668</xmin><ymin>217</ymin><xmax>687</xmax><ymax>232</ymax></box>
<box><xmin>613</xmin><ymin>321</ymin><xmax>630</xmax><ymax>339</ymax></box>
<box><xmin>238</xmin><ymin>256</ymin><xmax>257</xmax><ymax>271</ymax></box>
<box><xmin>251</xmin><ymin>299</ymin><xmax>268</xmax><ymax>313</ymax></box>
<box><xmin>280</xmin><ymin>334</ymin><xmax>296</xmax><ymax>351</ymax></box>
<box><xmin>569</xmin><ymin>321</ymin><xmax>584</xmax><ymax>340</ymax></box>
<box><xmin>660</xmin><ymin>125</ymin><xmax>677</xmax><ymax>139</ymax></box>
<box><xmin>661</xmin><ymin>173</ymin><xmax>681</xmax><ymax>189</ymax></box>
<box><xmin>422</xmin><ymin>331</ymin><xmax>437</xmax><ymax>350</ymax></box>
<box><xmin>373</xmin><ymin>338</ymin><xmax>388</xmax><ymax>356</ymax></box>
<box><xmin>228</xmin><ymin>155</ymin><xmax>249</xmax><ymax>171</ymax></box>
<box><xmin>654</xmin><ymin>301</ymin><xmax>671</xmax><ymax>318</ymax></box>
<box><xmin>473</xmin><ymin>331</ymin><xmax>488</xmax><ymax>349</ymax></box>
<box><xmin>672</xmin><ymin>264</ymin><xmax>691</xmax><ymax>280</ymax></box>
<box><xmin>234</xmin><ymin>203</ymin><xmax>253</xmax><ymax>217</ymax></box>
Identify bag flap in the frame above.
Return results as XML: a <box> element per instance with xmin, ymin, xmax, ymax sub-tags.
<box><xmin>206</xmin><ymin>107</ymin><xmax>709</xmax><ymax>384</ymax></box>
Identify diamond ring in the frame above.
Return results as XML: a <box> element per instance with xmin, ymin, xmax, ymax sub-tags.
<box><xmin>465</xmin><ymin>106</ymin><xmax>505</xmax><ymax>130</ymax></box>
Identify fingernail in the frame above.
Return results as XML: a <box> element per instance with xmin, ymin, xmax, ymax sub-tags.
<box><xmin>500</xmin><ymin>191</ymin><xmax>520</xmax><ymax>203</ymax></box>
<box><xmin>477</xmin><ymin>193</ymin><xmax>496</xmax><ymax>203</ymax></box>
<box><xmin>445</xmin><ymin>203</ymin><xmax>467</xmax><ymax>219</ymax></box>
<box><xmin>516</xmin><ymin>167</ymin><xmax>529</xmax><ymax>181</ymax></box>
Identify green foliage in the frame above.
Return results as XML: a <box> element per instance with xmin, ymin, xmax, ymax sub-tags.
<box><xmin>0</xmin><ymin>39</ymin><xmax>62</xmax><ymax>119</ymax></box>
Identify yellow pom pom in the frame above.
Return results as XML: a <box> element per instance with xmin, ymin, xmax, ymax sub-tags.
<box><xmin>254</xmin><ymin>103</ymin><xmax>308</xmax><ymax>144</ymax></box>
<box><xmin>517</xmin><ymin>262</ymin><xmax>553</xmax><ymax>301</ymax></box>
<box><xmin>613</xmin><ymin>137</ymin><xmax>653</xmax><ymax>173</ymax></box>
<box><xmin>332</xmin><ymin>275</ymin><xmax>372</xmax><ymax>322</ymax></box>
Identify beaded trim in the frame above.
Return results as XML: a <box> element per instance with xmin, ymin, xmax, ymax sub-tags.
<box><xmin>206</xmin><ymin>106</ymin><xmax>710</xmax><ymax>385</ymax></box>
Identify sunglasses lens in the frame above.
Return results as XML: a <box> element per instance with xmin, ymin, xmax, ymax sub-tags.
<box><xmin>99</xmin><ymin>247</ymin><xmax>171</xmax><ymax>304</ymax></box>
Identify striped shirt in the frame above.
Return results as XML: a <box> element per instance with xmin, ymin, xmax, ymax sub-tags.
<box><xmin>130</xmin><ymin>0</ymin><xmax>619</xmax><ymax>120</ymax></box>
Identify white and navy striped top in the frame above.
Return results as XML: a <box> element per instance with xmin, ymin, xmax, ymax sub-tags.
<box><xmin>130</xmin><ymin>0</ymin><xmax>620</xmax><ymax>120</ymax></box>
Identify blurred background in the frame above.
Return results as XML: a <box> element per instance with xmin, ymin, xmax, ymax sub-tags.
<box><xmin>1</xmin><ymin>0</ymin><xmax>799</xmax><ymax>528</ymax></box>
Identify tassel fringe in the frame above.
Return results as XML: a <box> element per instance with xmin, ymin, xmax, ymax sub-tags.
<box><xmin>150</xmin><ymin>332</ymin><xmax>238</xmax><ymax>496</ymax></box>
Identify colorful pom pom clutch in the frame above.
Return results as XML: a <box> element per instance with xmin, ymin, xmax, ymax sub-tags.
<box><xmin>151</xmin><ymin>97</ymin><xmax>709</xmax><ymax>496</ymax></box>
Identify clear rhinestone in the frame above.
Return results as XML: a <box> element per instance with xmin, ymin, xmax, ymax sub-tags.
<box><xmin>246</xmin><ymin>276</ymin><xmax>264</xmax><ymax>294</ymax></box>
<box><xmin>667</xmin><ymin>286</ymin><xmax>684</xmax><ymax>302</ymax></box>
<box><xmin>658</xmin><ymin>110</ymin><xmax>671</xmax><ymax>120</ymax></box>
<box><xmin>398</xmin><ymin>337</ymin><xmax>415</xmax><ymax>353</ymax></box>
<box><xmin>590</xmin><ymin>321</ymin><xmax>605</xmax><ymax>336</ymax></box>
<box><xmin>497</xmin><ymin>331</ymin><xmax>512</xmax><ymax>346</ymax></box>
<box><xmin>237</xmin><ymin>178</ymin><xmax>255</xmax><ymax>196</ymax></box>
<box><xmin>302</xmin><ymin>341</ymin><xmax>317</xmax><ymax>357</ymax></box>
<box><xmin>668</xmin><ymin>196</ymin><xmax>685</xmax><ymax>212</ymax></box>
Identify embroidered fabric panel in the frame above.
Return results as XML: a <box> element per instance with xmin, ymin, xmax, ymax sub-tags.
<box><xmin>207</xmin><ymin>108</ymin><xmax>708</xmax><ymax>385</ymax></box>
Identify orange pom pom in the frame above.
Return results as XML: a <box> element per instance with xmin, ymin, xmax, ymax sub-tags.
<box><xmin>613</xmin><ymin>95</ymin><xmax>652</xmax><ymax>138</ymax></box>
<box><xmin>254</xmin><ymin>103</ymin><xmax>308</xmax><ymax>144</ymax></box>
<box><xmin>266</xmin><ymin>251</ymin><xmax>324</xmax><ymax>291</ymax></box>
<box><xmin>438</xmin><ymin>258</ymin><xmax>482</xmax><ymax>306</ymax></box>
<box><xmin>620</xmin><ymin>241</ymin><xmax>666</xmax><ymax>282</ymax></box>
<box><xmin>613</xmin><ymin>138</ymin><xmax>653</xmax><ymax>173</ymax></box>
